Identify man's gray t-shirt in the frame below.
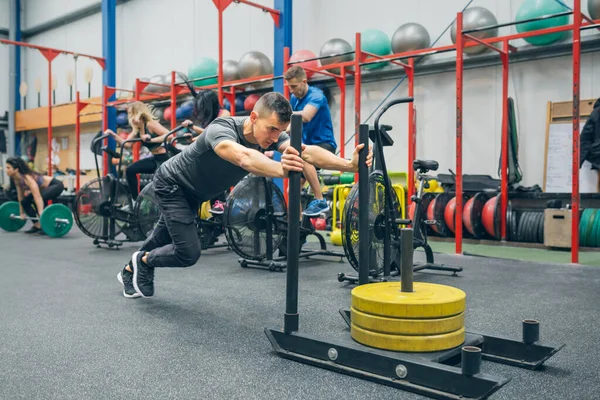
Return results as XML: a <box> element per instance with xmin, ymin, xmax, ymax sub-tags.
<box><xmin>158</xmin><ymin>116</ymin><xmax>289</xmax><ymax>203</ymax></box>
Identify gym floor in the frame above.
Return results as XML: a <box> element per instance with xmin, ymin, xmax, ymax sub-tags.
<box><xmin>1</xmin><ymin>228</ymin><xmax>598</xmax><ymax>400</ymax></box>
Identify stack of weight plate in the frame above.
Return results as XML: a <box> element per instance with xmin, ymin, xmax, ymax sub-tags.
<box><xmin>350</xmin><ymin>282</ymin><xmax>467</xmax><ymax>352</ymax></box>
<box><xmin>580</xmin><ymin>208</ymin><xmax>600</xmax><ymax>247</ymax></box>
<box><xmin>517</xmin><ymin>211</ymin><xmax>545</xmax><ymax>244</ymax></box>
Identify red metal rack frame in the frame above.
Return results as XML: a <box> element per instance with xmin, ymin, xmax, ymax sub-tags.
<box><xmin>0</xmin><ymin>39</ymin><xmax>105</xmax><ymax>177</ymax></box>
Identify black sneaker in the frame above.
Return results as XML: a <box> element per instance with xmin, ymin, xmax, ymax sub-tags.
<box><xmin>131</xmin><ymin>251</ymin><xmax>154</xmax><ymax>298</ymax></box>
<box><xmin>117</xmin><ymin>263</ymin><xmax>141</xmax><ymax>298</ymax></box>
<box><xmin>25</xmin><ymin>225</ymin><xmax>41</xmax><ymax>234</ymax></box>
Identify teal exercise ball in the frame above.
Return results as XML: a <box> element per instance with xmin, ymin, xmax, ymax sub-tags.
<box><xmin>188</xmin><ymin>57</ymin><xmax>218</xmax><ymax>88</ymax></box>
<box><xmin>359</xmin><ymin>29</ymin><xmax>391</xmax><ymax>70</ymax></box>
<box><xmin>516</xmin><ymin>0</ymin><xmax>570</xmax><ymax>46</ymax></box>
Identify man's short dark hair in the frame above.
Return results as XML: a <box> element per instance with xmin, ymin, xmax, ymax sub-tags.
<box><xmin>254</xmin><ymin>92</ymin><xmax>292</xmax><ymax>124</ymax></box>
<box><xmin>284</xmin><ymin>65</ymin><xmax>307</xmax><ymax>81</ymax></box>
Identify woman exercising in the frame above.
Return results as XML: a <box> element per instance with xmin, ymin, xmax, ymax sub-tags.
<box><xmin>4</xmin><ymin>157</ymin><xmax>65</xmax><ymax>234</ymax></box>
<box><xmin>181</xmin><ymin>90</ymin><xmax>231</xmax><ymax>215</ymax></box>
<box><xmin>106</xmin><ymin>101</ymin><xmax>171</xmax><ymax>202</ymax></box>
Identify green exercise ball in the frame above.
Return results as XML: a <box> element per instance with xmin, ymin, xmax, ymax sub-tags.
<box><xmin>359</xmin><ymin>29</ymin><xmax>391</xmax><ymax>70</ymax></box>
<box><xmin>516</xmin><ymin>0</ymin><xmax>570</xmax><ymax>46</ymax></box>
<box><xmin>188</xmin><ymin>57</ymin><xmax>218</xmax><ymax>88</ymax></box>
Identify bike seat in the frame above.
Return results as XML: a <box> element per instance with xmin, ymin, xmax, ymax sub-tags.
<box><xmin>413</xmin><ymin>159</ymin><xmax>439</xmax><ymax>173</ymax></box>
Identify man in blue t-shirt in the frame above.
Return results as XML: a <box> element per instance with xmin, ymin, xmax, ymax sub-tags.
<box><xmin>285</xmin><ymin>66</ymin><xmax>338</xmax><ymax>216</ymax></box>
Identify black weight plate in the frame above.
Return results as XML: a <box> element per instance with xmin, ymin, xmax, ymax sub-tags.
<box><xmin>511</xmin><ymin>209</ymin><xmax>518</xmax><ymax>242</ymax></box>
<box><xmin>527</xmin><ymin>212</ymin><xmax>537</xmax><ymax>243</ymax></box>
<box><xmin>465</xmin><ymin>192</ymin><xmax>489</xmax><ymax>239</ymax></box>
<box><xmin>532</xmin><ymin>212</ymin><xmax>541</xmax><ymax>244</ymax></box>
<box><xmin>538</xmin><ymin>212</ymin><xmax>545</xmax><ymax>244</ymax></box>
<box><xmin>517</xmin><ymin>212</ymin><xmax>529</xmax><ymax>243</ymax></box>
<box><xmin>430</xmin><ymin>192</ymin><xmax>452</xmax><ymax>237</ymax></box>
<box><xmin>535</xmin><ymin>212</ymin><xmax>544</xmax><ymax>243</ymax></box>
<box><xmin>527</xmin><ymin>211</ymin><xmax>538</xmax><ymax>244</ymax></box>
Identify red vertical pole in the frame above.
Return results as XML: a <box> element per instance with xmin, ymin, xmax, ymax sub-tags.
<box><xmin>217</xmin><ymin>6</ymin><xmax>224</xmax><ymax>106</ymax></box>
<box><xmin>339</xmin><ymin>67</ymin><xmax>346</xmax><ymax>159</ymax></box>
<box><xmin>572</xmin><ymin>1</ymin><xmax>581</xmax><ymax>263</ymax></box>
<box><xmin>455</xmin><ymin>13</ymin><xmax>464</xmax><ymax>255</ymax></box>
<box><xmin>47</xmin><ymin>60</ymin><xmax>53</xmax><ymax>176</ymax></box>
<box><xmin>75</xmin><ymin>92</ymin><xmax>81</xmax><ymax>192</ymax></box>
<box><xmin>501</xmin><ymin>39</ymin><xmax>510</xmax><ymax>241</ymax></box>
<box><xmin>102</xmin><ymin>85</ymin><xmax>109</xmax><ymax>176</ymax></box>
<box><xmin>170</xmin><ymin>71</ymin><xmax>177</xmax><ymax>130</ymax></box>
<box><xmin>230</xmin><ymin>88</ymin><xmax>237</xmax><ymax>116</ymax></box>
<box><xmin>407</xmin><ymin>58</ymin><xmax>415</xmax><ymax>207</ymax></box>
<box><xmin>354</xmin><ymin>32</ymin><xmax>362</xmax><ymax>184</ymax></box>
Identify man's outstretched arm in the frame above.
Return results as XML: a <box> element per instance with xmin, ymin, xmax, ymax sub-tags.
<box><xmin>213</xmin><ymin>140</ymin><xmax>305</xmax><ymax>178</ymax></box>
<box><xmin>278</xmin><ymin>141</ymin><xmax>372</xmax><ymax>172</ymax></box>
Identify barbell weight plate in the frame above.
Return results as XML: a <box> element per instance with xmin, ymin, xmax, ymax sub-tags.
<box><xmin>537</xmin><ymin>212</ymin><xmax>545</xmax><ymax>244</ymax></box>
<box><xmin>351</xmin><ymin>323</ymin><xmax>466</xmax><ymax>353</ymax></box>
<box><xmin>350</xmin><ymin>307</ymin><xmax>465</xmax><ymax>336</ymax></box>
<box><xmin>591</xmin><ymin>209</ymin><xmax>600</xmax><ymax>247</ymax></box>
<box><xmin>580</xmin><ymin>209</ymin><xmax>591</xmax><ymax>246</ymax></box>
<box><xmin>0</xmin><ymin>201</ymin><xmax>27</xmax><ymax>232</ymax></box>
<box><xmin>517</xmin><ymin>212</ymin><xmax>529</xmax><ymax>243</ymax></box>
<box><xmin>584</xmin><ymin>210</ymin><xmax>597</xmax><ymax>248</ymax></box>
<box><xmin>40</xmin><ymin>203</ymin><xmax>73</xmax><ymax>238</ymax></box>
<box><xmin>351</xmin><ymin>282</ymin><xmax>466</xmax><ymax>319</ymax></box>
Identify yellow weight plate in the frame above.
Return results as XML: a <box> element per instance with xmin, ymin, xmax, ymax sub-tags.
<box><xmin>351</xmin><ymin>307</ymin><xmax>464</xmax><ymax>335</ymax></box>
<box><xmin>351</xmin><ymin>323</ymin><xmax>466</xmax><ymax>352</ymax></box>
<box><xmin>351</xmin><ymin>282</ymin><xmax>466</xmax><ymax>319</ymax></box>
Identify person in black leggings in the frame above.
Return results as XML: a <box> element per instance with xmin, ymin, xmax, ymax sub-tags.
<box><xmin>5</xmin><ymin>157</ymin><xmax>65</xmax><ymax>235</ymax></box>
<box><xmin>106</xmin><ymin>101</ymin><xmax>171</xmax><ymax>202</ymax></box>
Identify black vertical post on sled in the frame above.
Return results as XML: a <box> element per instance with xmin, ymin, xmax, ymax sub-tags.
<box><xmin>358</xmin><ymin>124</ymin><xmax>370</xmax><ymax>286</ymax></box>
<box><xmin>284</xmin><ymin>113</ymin><xmax>302</xmax><ymax>334</ymax></box>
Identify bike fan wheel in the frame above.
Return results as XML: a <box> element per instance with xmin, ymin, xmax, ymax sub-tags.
<box><xmin>74</xmin><ymin>176</ymin><xmax>128</xmax><ymax>240</ymax></box>
<box><xmin>135</xmin><ymin>182</ymin><xmax>161</xmax><ymax>239</ymax></box>
<box><xmin>224</xmin><ymin>176</ymin><xmax>286</xmax><ymax>260</ymax></box>
<box><xmin>341</xmin><ymin>171</ymin><xmax>401</xmax><ymax>276</ymax></box>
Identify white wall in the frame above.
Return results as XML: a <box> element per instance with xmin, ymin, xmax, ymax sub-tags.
<box><xmin>23</xmin><ymin>11</ymin><xmax>103</xmax><ymax>108</ymax></box>
<box><xmin>22</xmin><ymin>0</ymin><xmax>99</xmax><ymax>30</ymax></box>
<box><xmin>17</xmin><ymin>0</ymin><xmax>600</xmax><ymax>188</ymax></box>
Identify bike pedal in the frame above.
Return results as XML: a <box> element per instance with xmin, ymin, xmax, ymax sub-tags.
<box><xmin>424</xmin><ymin>220</ymin><xmax>438</xmax><ymax>225</ymax></box>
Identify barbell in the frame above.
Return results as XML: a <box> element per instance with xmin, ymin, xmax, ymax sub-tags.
<box><xmin>0</xmin><ymin>201</ymin><xmax>74</xmax><ymax>238</ymax></box>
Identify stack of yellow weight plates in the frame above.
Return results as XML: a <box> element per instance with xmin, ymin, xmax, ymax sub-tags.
<box><xmin>350</xmin><ymin>282</ymin><xmax>466</xmax><ymax>352</ymax></box>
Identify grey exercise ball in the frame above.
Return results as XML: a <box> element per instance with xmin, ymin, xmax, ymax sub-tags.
<box><xmin>451</xmin><ymin>6</ymin><xmax>499</xmax><ymax>55</ymax></box>
<box><xmin>590</xmin><ymin>0</ymin><xmax>600</xmax><ymax>19</ymax></box>
<box><xmin>319</xmin><ymin>38</ymin><xmax>354</xmax><ymax>74</ymax></box>
<box><xmin>132</xmin><ymin>77</ymin><xmax>149</xmax><ymax>93</ymax></box>
<box><xmin>164</xmin><ymin>72</ymin><xmax>188</xmax><ymax>87</ymax></box>
<box><xmin>238</xmin><ymin>51</ymin><xmax>273</xmax><ymax>89</ymax></box>
<box><xmin>223</xmin><ymin>60</ymin><xmax>240</xmax><ymax>82</ymax></box>
<box><xmin>147</xmin><ymin>74</ymin><xmax>168</xmax><ymax>93</ymax></box>
<box><xmin>391</xmin><ymin>23</ymin><xmax>431</xmax><ymax>56</ymax></box>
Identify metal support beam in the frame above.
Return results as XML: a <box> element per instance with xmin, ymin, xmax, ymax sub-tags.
<box><xmin>7</xmin><ymin>0</ymin><xmax>19</xmax><ymax>160</ymax></box>
<box><xmin>272</xmin><ymin>0</ymin><xmax>292</xmax><ymax>193</ymax></box>
<box><xmin>102</xmin><ymin>0</ymin><xmax>116</xmax><ymax>176</ymax></box>
<box><xmin>21</xmin><ymin>0</ymin><xmax>131</xmax><ymax>39</ymax></box>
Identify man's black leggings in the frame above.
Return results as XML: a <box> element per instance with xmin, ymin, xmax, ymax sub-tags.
<box><xmin>126</xmin><ymin>153</ymin><xmax>168</xmax><ymax>200</ymax></box>
<box><xmin>21</xmin><ymin>179</ymin><xmax>65</xmax><ymax>218</ymax></box>
<box><xmin>138</xmin><ymin>172</ymin><xmax>201</xmax><ymax>269</ymax></box>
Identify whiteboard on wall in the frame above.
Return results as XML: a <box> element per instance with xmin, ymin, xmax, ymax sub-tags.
<box><xmin>79</xmin><ymin>132</ymin><xmax>103</xmax><ymax>172</ymax></box>
<box><xmin>544</xmin><ymin>122</ymin><xmax>598</xmax><ymax>193</ymax></box>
